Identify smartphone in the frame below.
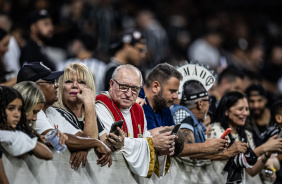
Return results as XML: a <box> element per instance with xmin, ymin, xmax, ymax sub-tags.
<box><xmin>110</xmin><ymin>120</ymin><xmax>124</xmax><ymax>136</ymax></box>
<box><xmin>220</xmin><ymin>128</ymin><xmax>232</xmax><ymax>139</ymax></box>
<box><xmin>171</xmin><ymin>124</ymin><xmax>181</xmax><ymax>135</ymax></box>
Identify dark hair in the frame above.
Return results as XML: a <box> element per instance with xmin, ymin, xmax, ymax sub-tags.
<box><xmin>145</xmin><ymin>63</ymin><xmax>183</xmax><ymax>88</ymax></box>
<box><xmin>270</xmin><ymin>100</ymin><xmax>282</xmax><ymax>125</ymax></box>
<box><xmin>217</xmin><ymin>67</ymin><xmax>244</xmax><ymax>85</ymax></box>
<box><xmin>76</xmin><ymin>33</ymin><xmax>97</xmax><ymax>52</ymax></box>
<box><xmin>0</xmin><ymin>85</ymin><xmax>25</xmax><ymax>130</ymax></box>
<box><xmin>0</xmin><ymin>86</ymin><xmax>36</xmax><ymax>138</ymax></box>
<box><xmin>0</xmin><ymin>27</ymin><xmax>8</xmax><ymax>40</ymax></box>
<box><xmin>245</xmin><ymin>83</ymin><xmax>267</xmax><ymax>98</ymax></box>
<box><xmin>214</xmin><ymin>91</ymin><xmax>247</xmax><ymax>141</ymax></box>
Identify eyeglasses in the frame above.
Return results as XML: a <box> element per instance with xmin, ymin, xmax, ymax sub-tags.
<box><xmin>36</xmin><ymin>79</ymin><xmax>58</xmax><ymax>87</ymax></box>
<box><xmin>195</xmin><ymin>98</ymin><xmax>212</xmax><ymax>105</ymax></box>
<box><xmin>201</xmin><ymin>98</ymin><xmax>212</xmax><ymax>105</ymax></box>
<box><xmin>112</xmin><ymin>79</ymin><xmax>141</xmax><ymax>95</ymax></box>
<box><xmin>135</xmin><ymin>47</ymin><xmax>147</xmax><ymax>53</ymax></box>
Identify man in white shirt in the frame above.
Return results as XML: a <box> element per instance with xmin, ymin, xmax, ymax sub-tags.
<box><xmin>96</xmin><ymin>64</ymin><xmax>176</xmax><ymax>177</ymax></box>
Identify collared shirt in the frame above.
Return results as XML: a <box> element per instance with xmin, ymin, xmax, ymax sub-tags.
<box><xmin>139</xmin><ymin>88</ymin><xmax>175</xmax><ymax>130</ymax></box>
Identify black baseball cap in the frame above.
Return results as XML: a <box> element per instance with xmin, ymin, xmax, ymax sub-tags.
<box><xmin>245</xmin><ymin>83</ymin><xmax>267</xmax><ymax>98</ymax></box>
<box><xmin>110</xmin><ymin>29</ymin><xmax>146</xmax><ymax>51</ymax></box>
<box><xmin>27</xmin><ymin>9</ymin><xmax>51</xmax><ymax>26</ymax></box>
<box><xmin>182</xmin><ymin>80</ymin><xmax>208</xmax><ymax>101</ymax></box>
<box><xmin>17</xmin><ymin>62</ymin><xmax>63</xmax><ymax>83</ymax></box>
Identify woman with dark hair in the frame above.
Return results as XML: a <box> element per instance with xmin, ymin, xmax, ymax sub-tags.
<box><xmin>0</xmin><ymin>85</ymin><xmax>53</xmax><ymax>183</ymax></box>
<box><xmin>211</xmin><ymin>91</ymin><xmax>282</xmax><ymax>183</ymax></box>
<box><xmin>0</xmin><ymin>85</ymin><xmax>53</xmax><ymax>159</ymax></box>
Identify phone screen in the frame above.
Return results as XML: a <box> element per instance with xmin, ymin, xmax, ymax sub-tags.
<box><xmin>110</xmin><ymin>120</ymin><xmax>124</xmax><ymax>136</ymax></box>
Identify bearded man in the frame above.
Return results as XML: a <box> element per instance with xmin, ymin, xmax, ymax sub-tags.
<box><xmin>139</xmin><ymin>63</ymin><xmax>182</xmax><ymax>130</ymax></box>
<box><xmin>20</xmin><ymin>10</ymin><xmax>56</xmax><ymax>70</ymax></box>
<box><xmin>245</xmin><ymin>84</ymin><xmax>271</xmax><ymax>146</ymax></box>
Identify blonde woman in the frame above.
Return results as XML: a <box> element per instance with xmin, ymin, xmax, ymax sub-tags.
<box><xmin>13</xmin><ymin>81</ymin><xmax>67</xmax><ymax>149</ymax></box>
<box><xmin>54</xmin><ymin>62</ymin><xmax>105</xmax><ymax>139</ymax></box>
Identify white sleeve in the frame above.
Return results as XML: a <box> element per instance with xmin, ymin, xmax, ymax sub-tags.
<box><xmin>0</xmin><ymin>130</ymin><xmax>37</xmax><ymax>156</ymax></box>
<box><xmin>121</xmin><ymin>137</ymin><xmax>150</xmax><ymax>177</ymax></box>
<box><xmin>46</xmin><ymin>107</ymin><xmax>81</xmax><ymax>135</ymax></box>
<box><xmin>96</xmin><ymin>103</ymin><xmax>151</xmax><ymax>177</ymax></box>
<box><xmin>35</xmin><ymin>110</ymin><xmax>54</xmax><ymax>135</ymax></box>
<box><xmin>3</xmin><ymin>36</ymin><xmax>21</xmax><ymax>80</ymax></box>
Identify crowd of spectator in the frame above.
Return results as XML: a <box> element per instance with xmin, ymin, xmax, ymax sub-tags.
<box><xmin>2</xmin><ymin>0</ymin><xmax>282</xmax><ymax>184</ymax></box>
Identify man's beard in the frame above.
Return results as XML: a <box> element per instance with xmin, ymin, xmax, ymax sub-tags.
<box><xmin>37</xmin><ymin>32</ymin><xmax>51</xmax><ymax>44</ymax></box>
<box><xmin>251</xmin><ymin>108</ymin><xmax>265</xmax><ymax>118</ymax></box>
<box><xmin>153</xmin><ymin>89</ymin><xmax>169</xmax><ymax>112</ymax></box>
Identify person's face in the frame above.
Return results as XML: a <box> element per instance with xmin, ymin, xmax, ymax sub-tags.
<box><xmin>198</xmin><ymin>97</ymin><xmax>211</xmax><ymax>122</ymax></box>
<box><xmin>109</xmin><ymin>69</ymin><xmax>142</xmax><ymax>109</ymax></box>
<box><xmin>36</xmin><ymin>79</ymin><xmax>59</xmax><ymax>105</ymax></box>
<box><xmin>226</xmin><ymin>98</ymin><xmax>249</xmax><ymax>127</ymax></box>
<box><xmin>26</xmin><ymin>103</ymin><xmax>44</xmax><ymax>125</ymax></box>
<box><xmin>203</xmin><ymin>114</ymin><xmax>212</xmax><ymax>138</ymax></box>
<box><xmin>5</xmin><ymin>98</ymin><xmax>22</xmax><ymax>128</ymax></box>
<box><xmin>161</xmin><ymin>77</ymin><xmax>180</xmax><ymax>107</ymax></box>
<box><xmin>34</xmin><ymin>18</ymin><xmax>54</xmax><ymax>39</ymax></box>
<box><xmin>248</xmin><ymin>95</ymin><xmax>267</xmax><ymax>118</ymax></box>
<box><xmin>0</xmin><ymin>35</ymin><xmax>10</xmax><ymax>58</ymax></box>
<box><xmin>63</xmin><ymin>74</ymin><xmax>87</xmax><ymax>103</ymax></box>
<box><xmin>153</xmin><ymin>77</ymin><xmax>179</xmax><ymax>111</ymax></box>
<box><xmin>127</xmin><ymin>43</ymin><xmax>147</xmax><ymax>66</ymax></box>
<box><xmin>229</xmin><ymin>78</ymin><xmax>244</xmax><ymax>93</ymax></box>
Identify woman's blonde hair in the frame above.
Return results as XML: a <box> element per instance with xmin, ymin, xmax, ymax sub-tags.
<box><xmin>13</xmin><ymin>81</ymin><xmax>45</xmax><ymax>116</ymax></box>
<box><xmin>55</xmin><ymin>62</ymin><xmax>96</xmax><ymax>110</ymax></box>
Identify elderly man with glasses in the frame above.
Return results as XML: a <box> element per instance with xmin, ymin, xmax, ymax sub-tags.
<box><xmin>96</xmin><ymin>64</ymin><xmax>176</xmax><ymax>178</ymax></box>
<box><xmin>103</xmin><ymin>29</ymin><xmax>147</xmax><ymax>91</ymax></box>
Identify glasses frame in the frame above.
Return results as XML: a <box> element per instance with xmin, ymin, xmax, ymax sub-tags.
<box><xmin>36</xmin><ymin>79</ymin><xmax>58</xmax><ymax>87</ymax></box>
<box><xmin>112</xmin><ymin>79</ymin><xmax>141</xmax><ymax>95</ymax></box>
<box><xmin>195</xmin><ymin>98</ymin><xmax>212</xmax><ymax>105</ymax></box>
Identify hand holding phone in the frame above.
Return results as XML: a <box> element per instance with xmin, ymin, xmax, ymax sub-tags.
<box><xmin>110</xmin><ymin>120</ymin><xmax>124</xmax><ymax>136</ymax></box>
<box><xmin>171</xmin><ymin>124</ymin><xmax>181</xmax><ymax>135</ymax></box>
<box><xmin>220</xmin><ymin>128</ymin><xmax>231</xmax><ymax>139</ymax></box>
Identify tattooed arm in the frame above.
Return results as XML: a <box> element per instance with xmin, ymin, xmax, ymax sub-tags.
<box><xmin>182</xmin><ymin>129</ymin><xmax>195</xmax><ymax>144</ymax></box>
<box><xmin>178</xmin><ymin>129</ymin><xmax>227</xmax><ymax>157</ymax></box>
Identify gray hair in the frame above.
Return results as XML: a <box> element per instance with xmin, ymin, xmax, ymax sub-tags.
<box><xmin>181</xmin><ymin>97</ymin><xmax>207</xmax><ymax>109</ymax></box>
<box><xmin>112</xmin><ymin>64</ymin><xmax>143</xmax><ymax>86</ymax></box>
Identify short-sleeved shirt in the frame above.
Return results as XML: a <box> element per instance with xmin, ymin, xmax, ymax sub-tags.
<box><xmin>36</xmin><ymin>107</ymin><xmax>80</xmax><ymax>135</ymax></box>
<box><xmin>0</xmin><ymin>130</ymin><xmax>37</xmax><ymax>157</ymax></box>
<box><xmin>139</xmin><ymin>88</ymin><xmax>175</xmax><ymax>130</ymax></box>
<box><xmin>171</xmin><ymin>104</ymin><xmax>206</xmax><ymax>143</ymax></box>
<box><xmin>53</xmin><ymin>106</ymin><xmax>106</xmax><ymax>137</ymax></box>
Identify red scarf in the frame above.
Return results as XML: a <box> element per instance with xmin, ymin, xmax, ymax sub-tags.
<box><xmin>96</xmin><ymin>94</ymin><xmax>145</xmax><ymax>138</ymax></box>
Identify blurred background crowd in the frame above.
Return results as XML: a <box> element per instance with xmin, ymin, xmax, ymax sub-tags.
<box><xmin>0</xmin><ymin>0</ymin><xmax>282</xmax><ymax>97</ymax></box>
<box><xmin>1</xmin><ymin>0</ymin><xmax>282</xmax><ymax>100</ymax></box>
